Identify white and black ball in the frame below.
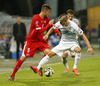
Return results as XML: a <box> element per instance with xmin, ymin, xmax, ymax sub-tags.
<box><xmin>44</xmin><ymin>67</ymin><xmax>54</xmax><ymax>77</ymax></box>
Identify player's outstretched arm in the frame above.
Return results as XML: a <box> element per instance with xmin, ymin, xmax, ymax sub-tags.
<box><xmin>81</xmin><ymin>33</ymin><xmax>94</xmax><ymax>55</ymax></box>
<box><xmin>38</xmin><ymin>19</ymin><xmax>54</xmax><ymax>33</ymax></box>
<box><xmin>43</xmin><ymin>27</ymin><xmax>54</xmax><ymax>40</ymax></box>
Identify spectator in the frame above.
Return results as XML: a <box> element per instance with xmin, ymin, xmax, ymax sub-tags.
<box><xmin>2</xmin><ymin>34</ymin><xmax>11</xmax><ymax>61</ymax></box>
<box><xmin>2</xmin><ymin>34</ymin><xmax>10</xmax><ymax>51</ymax></box>
<box><xmin>0</xmin><ymin>35</ymin><xmax>5</xmax><ymax>52</ymax></box>
<box><xmin>49</xmin><ymin>33</ymin><xmax>60</xmax><ymax>46</ymax></box>
<box><xmin>13</xmin><ymin>16</ymin><xmax>26</xmax><ymax>61</ymax></box>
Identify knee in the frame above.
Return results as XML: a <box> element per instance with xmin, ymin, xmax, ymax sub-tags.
<box><xmin>44</xmin><ymin>49</ymin><xmax>50</xmax><ymax>55</ymax></box>
<box><xmin>74</xmin><ymin>47</ymin><xmax>81</xmax><ymax>53</ymax></box>
<box><xmin>46</xmin><ymin>50</ymin><xmax>50</xmax><ymax>54</ymax></box>
<box><xmin>20</xmin><ymin>56</ymin><xmax>26</xmax><ymax>62</ymax></box>
<box><xmin>48</xmin><ymin>51</ymin><xmax>56</xmax><ymax>58</ymax></box>
<box><xmin>48</xmin><ymin>53</ymin><xmax>53</xmax><ymax>58</ymax></box>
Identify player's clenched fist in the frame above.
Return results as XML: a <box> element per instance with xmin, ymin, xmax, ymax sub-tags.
<box><xmin>49</xmin><ymin>19</ymin><xmax>54</xmax><ymax>25</ymax></box>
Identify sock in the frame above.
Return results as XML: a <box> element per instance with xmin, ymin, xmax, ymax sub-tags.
<box><xmin>63</xmin><ymin>58</ymin><xmax>69</xmax><ymax>69</ymax></box>
<box><xmin>42</xmin><ymin>54</ymin><xmax>46</xmax><ymax>59</ymax></box>
<box><xmin>73</xmin><ymin>53</ymin><xmax>81</xmax><ymax>69</ymax></box>
<box><xmin>37</xmin><ymin>55</ymin><xmax>50</xmax><ymax>70</ymax></box>
<box><xmin>65</xmin><ymin>50</ymin><xmax>71</xmax><ymax>57</ymax></box>
<box><xmin>11</xmin><ymin>59</ymin><xmax>23</xmax><ymax>76</ymax></box>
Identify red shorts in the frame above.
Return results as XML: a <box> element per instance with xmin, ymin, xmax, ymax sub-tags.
<box><xmin>22</xmin><ymin>40</ymin><xmax>50</xmax><ymax>57</ymax></box>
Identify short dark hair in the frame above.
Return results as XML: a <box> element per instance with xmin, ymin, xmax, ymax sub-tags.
<box><xmin>41</xmin><ymin>4</ymin><xmax>51</xmax><ymax>11</ymax></box>
<box><xmin>67</xmin><ymin>9</ymin><xmax>75</xmax><ymax>15</ymax></box>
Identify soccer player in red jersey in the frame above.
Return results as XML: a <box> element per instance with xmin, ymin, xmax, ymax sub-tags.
<box><xmin>9</xmin><ymin>4</ymin><xmax>60</xmax><ymax>81</ymax></box>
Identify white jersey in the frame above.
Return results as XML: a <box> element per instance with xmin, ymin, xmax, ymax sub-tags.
<box><xmin>53</xmin><ymin>21</ymin><xmax>83</xmax><ymax>43</ymax></box>
<box><xmin>72</xmin><ymin>18</ymin><xmax>79</xmax><ymax>25</ymax></box>
<box><xmin>68</xmin><ymin>18</ymin><xmax>79</xmax><ymax>25</ymax></box>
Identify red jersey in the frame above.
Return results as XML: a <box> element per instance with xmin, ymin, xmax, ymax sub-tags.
<box><xmin>26</xmin><ymin>14</ymin><xmax>51</xmax><ymax>42</ymax></box>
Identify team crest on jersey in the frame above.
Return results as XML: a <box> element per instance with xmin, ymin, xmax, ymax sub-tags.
<box><xmin>79</xmin><ymin>29</ymin><xmax>83</xmax><ymax>34</ymax></box>
<box><xmin>36</xmin><ymin>21</ymin><xmax>39</xmax><ymax>25</ymax></box>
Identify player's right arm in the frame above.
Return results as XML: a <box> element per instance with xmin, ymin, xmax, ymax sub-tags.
<box><xmin>38</xmin><ymin>19</ymin><xmax>54</xmax><ymax>33</ymax></box>
<box><xmin>31</xmin><ymin>16</ymin><xmax>54</xmax><ymax>33</ymax></box>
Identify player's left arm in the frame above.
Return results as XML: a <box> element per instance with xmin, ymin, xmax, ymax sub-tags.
<box><xmin>73</xmin><ymin>22</ymin><xmax>94</xmax><ymax>55</ymax></box>
<box><xmin>77</xmin><ymin>21</ymin><xmax>80</xmax><ymax>37</ymax></box>
<box><xmin>81</xmin><ymin>33</ymin><xmax>94</xmax><ymax>55</ymax></box>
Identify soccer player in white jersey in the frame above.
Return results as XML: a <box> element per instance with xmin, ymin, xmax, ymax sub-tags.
<box><xmin>30</xmin><ymin>14</ymin><xmax>94</xmax><ymax>76</ymax></box>
<box><xmin>62</xmin><ymin>9</ymin><xmax>81</xmax><ymax>74</ymax></box>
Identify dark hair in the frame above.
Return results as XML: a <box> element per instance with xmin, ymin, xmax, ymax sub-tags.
<box><xmin>67</xmin><ymin>9</ymin><xmax>75</xmax><ymax>15</ymax></box>
<box><xmin>41</xmin><ymin>4</ymin><xmax>51</xmax><ymax>11</ymax></box>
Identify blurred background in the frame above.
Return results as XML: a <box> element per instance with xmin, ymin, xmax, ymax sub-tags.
<box><xmin>0</xmin><ymin>0</ymin><xmax>100</xmax><ymax>73</ymax></box>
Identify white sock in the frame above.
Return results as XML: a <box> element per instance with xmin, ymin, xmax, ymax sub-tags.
<box><xmin>37</xmin><ymin>55</ymin><xmax>50</xmax><ymax>70</ymax></box>
<box><xmin>73</xmin><ymin>53</ymin><xmax>81</xmax><ymax>69</ymax></box>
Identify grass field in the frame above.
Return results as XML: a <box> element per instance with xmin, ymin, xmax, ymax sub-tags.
<box><xmin>0</xmin><ymin>56</ymin><xmax>100</xmax><ymax>86</ymax></box>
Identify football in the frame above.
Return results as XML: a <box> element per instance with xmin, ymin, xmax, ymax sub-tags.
<box><xmin>44</xmin><ymin>67</ymin><xmax>54</xmax><ymax>77</ymax></box>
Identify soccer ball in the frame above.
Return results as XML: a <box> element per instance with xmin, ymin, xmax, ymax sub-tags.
<box><xmin>44</xmin><ymin>67</ymin><xmax>54</xmax><ymax>77</ymax></box>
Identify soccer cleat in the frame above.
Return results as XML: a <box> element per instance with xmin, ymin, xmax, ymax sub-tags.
<box><xmin>64</xmin><ymin>69</ymin><xmax>69</xmax><ymax>73</ymax></box>
<box><xmin>38</xmin><ymin>67</ymin><xmax>43</xmax><ymax>77</ymax></box>
<box><xmin>30</xmin><ymin>65</ymin><xmax>38</xmax><ymax>73</ymax></box>
<box><xmin>30</xmin><ymin>65</ymin><xmax>43</xmax><ymax>77</ymax></box>
<box><xmin>72</xmin><ymin>68</ymin><xmax>79</xmax><ymax>76</ymax></box>
<box><xmin>8</xmin><ymin>76</ymin><xmax>15</xmax><ymax>81</ymax></box>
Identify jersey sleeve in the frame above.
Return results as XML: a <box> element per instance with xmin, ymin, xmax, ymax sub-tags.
<box><xmin>72</xmin><ymin>22</ymin><xmax>83</xmax><ymax>35</ymax></box>
<box><xmin>53</xmin><ymin>21</ymin><xmax>61</xmax><ymax>29</ymax></box>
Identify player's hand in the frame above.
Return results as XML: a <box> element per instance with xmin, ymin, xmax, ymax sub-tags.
<box><xmin>87</xmin><ymin>47</ymin><xmax>94</xmax><ymax>55</ymax></box>
<box><xmin>49</xmin><ymin>19</ymin><xmax>54</xmax><ymax>25</ymax></box>
<box><xmin>43</xmin><ymin>35</ymin><xmax>48</xmax><ymax>40</ymax></box>
<box><xmin>55</xmin><ymin>33</ymin><xmax>61</xmax><ymax>39</ymax></box>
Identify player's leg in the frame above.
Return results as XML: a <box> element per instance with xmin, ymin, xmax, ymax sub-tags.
<box><xmin>72</xmin><ymin>46</ymin><xmax>81</xmax><ymax>75</ymax></box>
<box><xmin>35</xmin><ymin>43</ymin><xmax>61</xmax><ymax>71</ymax></box>
<box><xmin>62</xmin><ymin>52</ymin><xmax>69</xmax><ymax>73</ymax></box>
<box><xmin>30</xmin><ymin>51</ymin><xmax>56</xmax><ymax>74</ymax></box>
<box><xmin>62</xmin><ymin>50</ymin><xmax>76</xmax><ymax>73</ymax></box>
<box><xmin>38</xmin><ymin>49</ymin><xmax>51</xmax><ymax>76</ymax></box>
<box><xmin>9</xmin><ymin>56</ymin><xmax>27</xmax><ymax>81</ymax></box>
<box><xmin>30</xmin><ymin>42</ymin><xmax>64</xmax><ymax>75</ymax></box>
<box><xmin>9</xmin><ymin>41</ymin><xmax>35</xmax><ymax>81</ymax></box>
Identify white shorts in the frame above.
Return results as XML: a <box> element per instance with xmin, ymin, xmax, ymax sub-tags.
<box><xmin>51</xmin><ymin>41</ymin><xmax>80</xmax><ymax>57</ymax></box>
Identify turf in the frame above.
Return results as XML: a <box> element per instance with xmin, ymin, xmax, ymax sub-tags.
<box><xmin>0</xmin><ymin>57</ymin><xmax>100</xmax><ymax>86</ymax></box>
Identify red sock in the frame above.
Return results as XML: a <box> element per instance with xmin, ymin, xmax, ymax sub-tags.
<box><xmin>11</xmin><ymin>59</ymin><xmax>23</xmax><ymax>76</ymax></box>
<box><xmin>42</xmin><ymin>54</ymin><xmax>46</xmax><ymax>59</ymax></box>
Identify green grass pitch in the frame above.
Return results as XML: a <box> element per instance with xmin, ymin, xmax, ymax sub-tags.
<box><xmin>0</xmin><ymin>57</ymin><xmax>100</xmax><ymax>86</ymax></box>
